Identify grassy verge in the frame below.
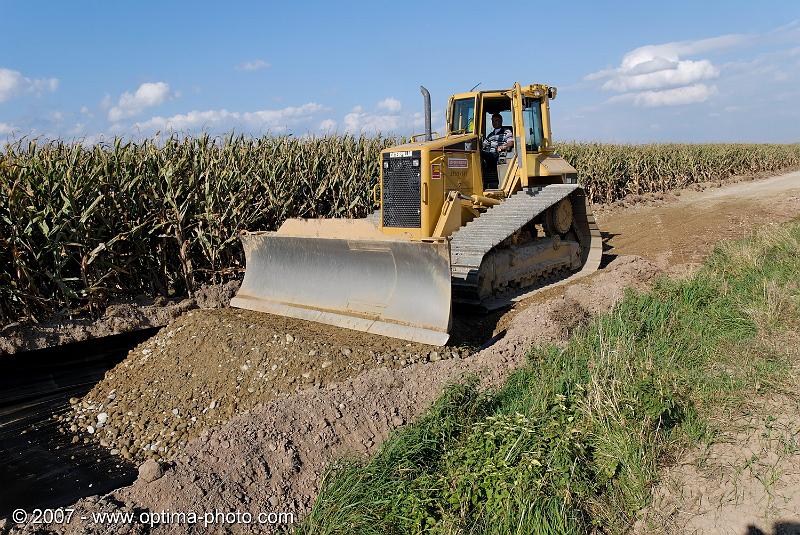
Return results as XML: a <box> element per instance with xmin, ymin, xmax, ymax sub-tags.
<box><xmin>295</xmin><ymin>219</ymin><xmax>800</xmax><ymax>535</ymax></box>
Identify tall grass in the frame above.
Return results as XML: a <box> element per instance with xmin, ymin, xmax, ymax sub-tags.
<box><xmin>1</xmin><ymin>136</ymin><xmax>798</xmax><ymax>325</ymax></box>
<box><xmin>296</xmin><ymin>220</ymin><xmax>800</xmax><ymax>534</ymax></box>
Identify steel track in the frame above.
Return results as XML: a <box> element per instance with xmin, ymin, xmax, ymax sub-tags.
<box><xmin>449</xmin><ymin>184</ymin><xmax>602</xmax><ymax>306</ymax></box>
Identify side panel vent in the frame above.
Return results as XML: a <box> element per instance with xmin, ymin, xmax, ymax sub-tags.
<box><xmin>382</xmin><ymin>151</ymin><xmax>421</xmax><ymax>228</ymax></box>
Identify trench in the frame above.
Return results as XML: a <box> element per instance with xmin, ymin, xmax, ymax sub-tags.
<box><xmin>0</xmin><ymin>328</ymin><xmax>158</xmax><ymax>517</ymax></box>
<box><xmin>0</xmin><ymin>308</ymin><xmax>509</xmax><ymax>520</ymax></box>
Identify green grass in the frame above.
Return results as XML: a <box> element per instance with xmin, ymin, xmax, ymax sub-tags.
<box><xmin>295</xmin><ymin>220</ymin><xmax>800</xmax><ymax>535</ymax></box>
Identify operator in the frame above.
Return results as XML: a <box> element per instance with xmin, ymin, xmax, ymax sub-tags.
<box><xmin>481</xmin><ymin>113</ymin><xmax>514</xmax><ymax>189</ymax></box>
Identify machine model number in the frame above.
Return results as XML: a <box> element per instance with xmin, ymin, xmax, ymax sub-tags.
<box><xmin>447</xmin><ymin>158</ymin><xmax>468</xmax><ymax>168</ymax></box>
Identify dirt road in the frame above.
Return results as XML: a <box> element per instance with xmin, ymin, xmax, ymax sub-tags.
<box><xmin>598</xmin><ymin>171</ymin><xmax>800</xmax><ymax>269</ymax></box>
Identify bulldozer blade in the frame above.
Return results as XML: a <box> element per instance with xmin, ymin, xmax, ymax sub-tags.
<box><xmin>231</xmin><ymin>232</ymin><xmax>452</xmax><ymax>346</ymax></box>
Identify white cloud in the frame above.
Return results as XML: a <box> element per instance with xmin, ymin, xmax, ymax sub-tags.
<box><xmin>722</xmin><ymin>45</ymin><xmax>800</xmax><ymax>80</ymax></box>
<box><xmin>588</xmin><ymin>42</ymin><xmax>728</xmax><ymax>94</ymax></box>
<box><xmin>617</xmin><ymin>34</ymin><xmax>749</xmax><ymax>70</ymax></box>
<box><xmin>319</xmin><ymin>119</ymin><xmax>337</xmax><ymax>131</ymax></box>
<box><xmin>0</xmin><ymin>67</ymin><xmax>59</xmax><ymax>103</ymax></box>
<box><xmin>343</xmin><ymin>104</ymin><xmax>443</xmax><ymax>135</ymax></box>
<box><xmin>609</xmin><ymin>83</ymin><xmax>718</xmax><ymax>107</ymax></box>
<box><xmin>0</xmin><ymin>122</ymin><xmax>15</xmax><ymax>135</ymax></box>
<box><xmin>237</xmin><ymin>59</ymin><xmax>270</xmax><ymax>71</ymax></box>
<box><xmin>602</xmin><ymin>59</ymin><xmax>718</xmax><ymax>92</ymax></box>
<box><xmin>585</xmin><ymin>33</ymin><xmax>751</xmax><ymax>107</ymax></box>
<box><xmin>343</xmin><ymin>100</ymin><xmax>424</xmax><ymax>134</ymax></box>
<box><xmin>133</xmin><ymin>102</ymin><xmax>324</xmax><ymax>133</ymax></box>
<box><xmin>108</xmin><ymin>82</ymin><xmax>171</xmax><ymax>122</ymax></box>
<box><xmin>344</xmin><ymin>110</ymin><xmax>401</xmax><ymax>134</ymax></box>
<box><xmin>377</xmin><ymin>97</ymin><xmax>402</xmax><ymax>113</ymax></box>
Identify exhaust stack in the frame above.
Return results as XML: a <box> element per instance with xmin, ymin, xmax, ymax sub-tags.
<box><xmin>420</xmin><ymin>86</ymin><xmax>432</xmax><ymax>141</ymax></box>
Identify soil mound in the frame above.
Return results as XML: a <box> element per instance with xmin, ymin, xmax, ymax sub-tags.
<box><xmin>57</xmin><ymin>308</ymin><xmax>451</xmax><ymax>463</ymax></box>
<box><xmin>0</xmin><ymin>281</ymin><xmax>240</xmax><ymax>355</ymax></box>
<box><xmin>13</xmin><ymin>255</ymin><xmax>662</xmax><ymax>534</ymax></box>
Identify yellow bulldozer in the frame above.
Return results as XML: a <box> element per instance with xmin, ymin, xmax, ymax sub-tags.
<box><xmin>231</xmin><ymin>82</ymin><xmax>601</xmax><ymax>345</ymax></box>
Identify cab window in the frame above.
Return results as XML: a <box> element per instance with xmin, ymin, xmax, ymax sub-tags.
<box><xmin>522</xmin><ymin>98</ymin><xmax>544</xmax><ymax>151</ymax></box>
<box><xmin>450</xmin><ymin>98</ymin><xmax>475</xmax><ymax>133</ymax></box>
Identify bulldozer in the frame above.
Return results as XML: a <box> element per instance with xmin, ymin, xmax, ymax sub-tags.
<box><xmin>231</xmin><ymin>82</ymin><xmax>601</xmax><ymax>345</ymax></box>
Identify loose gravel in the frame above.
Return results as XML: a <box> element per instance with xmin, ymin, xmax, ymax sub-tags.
<box><xmin>56</xmin><ymin>308</ymin><xmax>465</xmax><ymax>463</ymax></box>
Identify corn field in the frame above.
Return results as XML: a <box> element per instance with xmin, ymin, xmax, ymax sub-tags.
<box><xmin>2</xmin><ymin>136</ymin><xmax>799</xmax><ymax>325</ymax></box>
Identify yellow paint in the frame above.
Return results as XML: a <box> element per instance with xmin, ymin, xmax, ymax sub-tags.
<box><xmin>377</xmin><ymin>82</ymin><xmax>573</xmax><ymax>241</ymax></box>
<box><xmin>432</xmin><ymin>190</ymin><xmax>480</xmax><ymax>238</ymax></box>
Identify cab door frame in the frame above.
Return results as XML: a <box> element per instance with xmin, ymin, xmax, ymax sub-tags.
<box><xmin>510</xmin><ymin>83</ymin><xmax>529</xmax><ymax>187</ymax></box>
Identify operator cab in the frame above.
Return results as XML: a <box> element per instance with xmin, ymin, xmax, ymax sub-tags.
<box><xmin>480</xmin><ymin>97</ymin><xmax>514</xmax><ymax>189</ymax></box>
<box><xmin>445</xmin><ymin>83</ymin><xmax>555</xmax><ymax>203</ymax></box>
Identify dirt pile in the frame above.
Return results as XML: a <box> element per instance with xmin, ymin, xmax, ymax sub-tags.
<box><xmin>0</xmin><ymin>281</ymin><xmax>240</xmax><ymax>355</ymax></box>
<box><xmin>491</xmin><ymin>254</ymin><xmax>662</xmax><ymax>357</ymax></box>
<box><xmin>12</xmin><ymin>255</ymin><xmax>662</xmax><ymax>534</ymax></box>
<box><xmin>56</xmin><ymin>308</ymin><xmax>453</xmax><ymax>463</ymax></box>
<box><xmin>58</xmin><ymin>256</ymin><xmax>660</xmax><ymax>467</ymax></box>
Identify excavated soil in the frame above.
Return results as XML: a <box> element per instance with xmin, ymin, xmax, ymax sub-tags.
<box><xmin>0</xmin><ymin>282</ymin><xmax>240</xmax><ymax>355</ymax></box>
<box><xmin>9</xmin><ymin>254</ymin><xmax>662</xmax><ymax>534</ymax></box>
<box><xmin>56</xmin><ymin>253</ymin><xmax>659</xmax><ymax>468</ymax></box>
<box><xmin>6</xmin><ymin>170</ymin><xmax>800</xmax><ymax>533</ymax></box>
<box><xmin>55</xmin><ymin>309</ymin><xmax>460</xmax><ymax>463</ymax></box>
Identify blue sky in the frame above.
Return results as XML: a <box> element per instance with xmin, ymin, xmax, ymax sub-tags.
<box><xmin>1</xmin><ymin>0</ymin><xmax>798</xmax><ymax>144</ymax></box>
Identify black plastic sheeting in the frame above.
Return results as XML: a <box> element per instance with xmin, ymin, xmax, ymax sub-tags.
<box><xmin>0</xmin><ymin>329</ymin><xmax>158</xmax><ymax>517</ymax></box>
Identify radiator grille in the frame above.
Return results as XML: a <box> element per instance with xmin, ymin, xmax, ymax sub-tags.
<box><xmin>382</xmin><ymin>151</ymin><xmax>421</xmax><ymax>228</ymax></box>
